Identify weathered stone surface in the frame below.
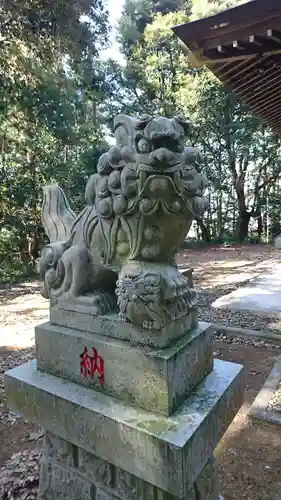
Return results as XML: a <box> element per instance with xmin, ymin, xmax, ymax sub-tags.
<box><xmin>5</xmin><ymin>112</ymin><xmax>240</xmax><ymax>500</ymax></box>
<box><xmin>165</xmin><ymin>323</ymin><xmax>212</xmax><ymax>412</ymax></box>
<box><xmin>194</xmin><ymin>457</ymin><xmax>219</xmax><ymax>499</ymax></box>
<box><xmin>95</xmin><ymin>488</ymin><xmax>120</xmax><ymax>500</ymax></box>
<box><xmin>179</xmin><ymin>268</ymin><xmax>193</xmax><ymax>287</ymax></box>
<box><xmin>249</xmin><ymin>354</ymin><xmax>281</xmax><ymax>425</ymax></box>
<box><xmin>115</xmin><ymin>466</ymin><xmax>156</xmax><ymax>500</ymax></box>
<box><xmin>5</xmin><ymin>358</ymin><xmax>244</xmax><ymax>497</ymax></box>
<box><xmin>41</xmin><ymin>185</ymin><xmax>76</xmax><ymax>244</ymax></box>
<box><xmin>42</xmin><ymin>431</ymin><xmax>76</xmax><ymax>467</ymax></box>
<box><xmin>78</xmin><ymin>448</ymin><xmax>113</xmax><ymax>487</ymax></box>
<box><xmin>39</xmin><ymin>460</ymin><xmax>95</xmax><ymax>500</ymax></box>
<box><xmin>35</xmin><ymin>321</ymin><xmax>213</xmax><ymax>415</ymax></box>
<box><xmin>50</xmin><ymin>307</ymin><xmax>198</xmax><ymax>348</ymax></box>
<box><xmin>40</xmin><ymin>431</ymin><xmax>217</xmax><ymax>499</ymax></box>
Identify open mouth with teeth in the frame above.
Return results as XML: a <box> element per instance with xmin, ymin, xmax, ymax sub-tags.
<box><xmin>136</xmin><ymin>143</ymin><xmax>184</xmax><ymax>198</ymax></box>
<box><xmin>136</xmin><ymin>167</ymin><xmax>185</xmax><ymax>218</ymax></box>
<box><xmin>136</xmin><ymin>131</ymin><xmax>183</xmax><ymax>168</ymax></box>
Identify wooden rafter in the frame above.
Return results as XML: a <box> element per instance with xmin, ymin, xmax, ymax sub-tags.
<box><xmin>173</xmin><ymin>0</ymin><xmax>281</xmax><ymax>137</ymax></box>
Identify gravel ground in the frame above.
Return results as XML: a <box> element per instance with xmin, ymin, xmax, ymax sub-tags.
<box><xmin>198</xmin><ymin>288</ymin><xmax>281</xmax><ymax>334</ymax></box>
<box><xmin>267</xmin><ymin>381</ymin><xmax>281</xmax><ymax>413</ymax></box>
<box><xmin>177</xmin><ymin>243</ymin><xmax>281</xmax><ymax>334</ymax></box>
<box><xmin>213</xmin><ymin>331</ymin><xmax>281</xmax><ymax>350</ymax></box>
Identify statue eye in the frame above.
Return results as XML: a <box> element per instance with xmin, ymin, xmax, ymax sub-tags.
<box><xmin>137</xmin><ymin>138</ymin><xmax>150</xmax><ymax>154</ymax></box>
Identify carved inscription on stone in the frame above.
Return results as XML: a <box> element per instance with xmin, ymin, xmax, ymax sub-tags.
<box><xmin>80</xmin><ymin>346</ymin><xmax>105</xmax><ymax>384</ymax></box>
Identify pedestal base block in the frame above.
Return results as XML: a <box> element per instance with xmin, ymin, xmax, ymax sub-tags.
<box><xmin>5</xmin><ymin>358</ymin><xmax>244</xmax><ymax>498</ymax></box>
<box><xmin>39</xmin><ymin>432</ymin><xmax>218</xmax><ymax>499</ymax></box>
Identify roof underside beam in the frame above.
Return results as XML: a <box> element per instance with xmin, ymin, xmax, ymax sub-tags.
<box><xmin>173</xmin><ymin>0</ymin><xmax>281</xmax><ymax>136</ymax></box>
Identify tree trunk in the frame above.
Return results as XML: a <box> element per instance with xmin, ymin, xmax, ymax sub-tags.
<box><xmin>19</xmin><ymin>237</ymin><xmax>29</xmax><ymax>263</ymax></box>
<box><xmin>236</xmin><ymin>211</ymin><xmax>251</xmax><ymax>242</ymax></box>
<box><xmin>217</xmin><ymin>192</ymin><xmax>223</xmax><ymax>240</ymax></box>
<box><xmin>29</xmin><ymin>233</ymin><xmax>41</xmax><ymax>261</ymax></box>
<box><xmin>256</xmin><ymin>202</ymin><xmax>262</xmax><ymax>242</ymax></box>
<box><xmin>257</xmin><ymin>215</ymin><xmax>263</xmax><ymax>242</ymax></box>
<box><xmin>196</xmin><ymin>218</ymin><xmax>211</xmax><ymax>243</ymax></box>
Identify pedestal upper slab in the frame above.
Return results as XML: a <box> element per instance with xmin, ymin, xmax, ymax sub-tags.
<box><xmin>35</xmin><ymin>321</ymin><xmax>213</xmax><ymax>415</ymax></box>
<box><xmin>50</xmin><ymin>305</ymin><xmax>198</xmax><ymax>348</ymax></box>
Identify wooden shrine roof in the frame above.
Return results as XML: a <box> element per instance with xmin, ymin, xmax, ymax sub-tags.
<box><xmin>173</xmin><ymin>0</ymin><xmax>281</xmax><ymax>136</ymax></box>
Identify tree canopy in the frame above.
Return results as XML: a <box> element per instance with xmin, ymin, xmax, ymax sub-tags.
<box><xmin>1</xmin><ymin>0</ymin><xmax>281</xmax><ymax>282</ymax></box>
<box><xmin>115</xmin><ymin>0</ymin><xmax>281</xmax><ymax>242</ymax></box>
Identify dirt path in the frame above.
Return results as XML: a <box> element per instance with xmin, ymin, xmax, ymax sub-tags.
<box><xmin>177</xmin><ymin>244</ymin><xmax>281</xmax><ymax>334</ymax></box>
<box><xmin>1</xmin><ymin>244</ymin><xmax>279</xmax><ymax>350</ymax></box>
<box><xmin>214</xmin><ymin>338</ymin><xmax>281</xmax><ymax>500</ymax></box>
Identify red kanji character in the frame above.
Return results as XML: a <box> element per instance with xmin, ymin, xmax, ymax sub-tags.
<box><xmin>90</xmin><ymin>347</ymin><xmax>105</xmax><ymax>384</ymax></box>
<box><xmin>80</xmin><ymin>346</ymin><xmax>91</xmax><ymax>377</ymax></box>
<box><xmin>80</xmin><ymin>346</ymin><xmax>105</xmax><ymax>384</ymax></box>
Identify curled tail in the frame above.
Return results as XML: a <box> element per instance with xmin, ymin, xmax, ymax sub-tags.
<box><xmin>39</xmin><ymin>184</ymin><xmax>76</xmax><ymax>299</ymax></box>
<box><xmin>42</xmin><ymin>184</ymin><xmax>76</xmax><ymax>243</ymax></box>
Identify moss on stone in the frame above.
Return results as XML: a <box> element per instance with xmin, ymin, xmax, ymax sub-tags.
<box><xmin>134</xmin><ymin>419</ymin><xmax>178</xmax><ymax>434</ymax></box>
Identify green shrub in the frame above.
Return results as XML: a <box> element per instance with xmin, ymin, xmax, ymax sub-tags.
<box><xmin>0</xmin><ymin>260</ymin><xmax>37</xmax><ymax>284</ymax></box>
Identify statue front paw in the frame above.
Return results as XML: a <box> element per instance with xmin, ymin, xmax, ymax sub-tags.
<box><xmin>142</xmin><ymin>320</ymin><xmax>162</xmax><ymax>330</ymax></box>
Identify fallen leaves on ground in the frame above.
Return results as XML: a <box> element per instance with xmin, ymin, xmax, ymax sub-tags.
<box><xmin>0</xmin><ymin>450</ymin><xmax>40</xmax><ymax>500</ymax></box>
<box><xmin>0</xmin><ymin>349</ymin><xmax>35</xmax><ymax>425</ymax></box>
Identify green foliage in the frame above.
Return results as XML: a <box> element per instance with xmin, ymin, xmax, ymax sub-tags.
<box><xmin>116</xmin><ymin>8</ymin><xmax>195</xmax><ymax>116</ymax></box>
<box><xmin>190</xmin><ymin>0</ymin><xmax>247</xmax><ymax>19</ymax></box>
<box><xmin>0</xmin><ymin>260</ymin><xmax>37</xmax><ymax>284</ymax></box>
<box><xmin>190</xmin><ymin>72</ymin><xmax>281</xmax><ymax>241</ymax></box>
<box><xmin>0</xmin><ymin>0</ymin><xmax>108</xmax><ymax>60</ymax></box>
<box><xmin>118</xmin><ymin>0</ymin><xmax>191</xmax><ymax>56</ymax></box>
<box><xmin>2</xmin><ymin>0</ymin><xmax>281</xmax><ymax>283</ymax></box>
<box><xmin>0</xmin><ymin>0</ymin><xmax>110</xmax><ymax>281</ymax></box>
<box><xmin>0</xmin><ymin>228</ymin><xmax>36</xmax><ymax>284</ymax></box>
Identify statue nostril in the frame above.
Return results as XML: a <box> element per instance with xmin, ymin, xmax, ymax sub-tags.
<box><xmin>152</xmin><ymin>148</ymin><xmax>175</xmax><ymax>164</ymax></box>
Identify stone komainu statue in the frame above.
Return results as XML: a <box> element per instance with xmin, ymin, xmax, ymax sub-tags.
<box><xmin>39</xmin><ymin>114</ymin><xmax>209</xmax><ymax>331</ymax></box>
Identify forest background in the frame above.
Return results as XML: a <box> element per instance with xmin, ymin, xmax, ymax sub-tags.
<box><xmin>1</xmin><ymin>0</ymin><xmax>281</xmax><ymax>282</ymax></box>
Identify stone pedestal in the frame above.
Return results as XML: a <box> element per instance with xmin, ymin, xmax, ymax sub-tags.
<box><xmin>11</xmin><ymin>113</ymin><xmax>244</xmax><ymax>497</ymax></box>
<box><xmin>5</xmin><ymin>312</ymin><xmax>244</xmax><ymax>500</ymax></box>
